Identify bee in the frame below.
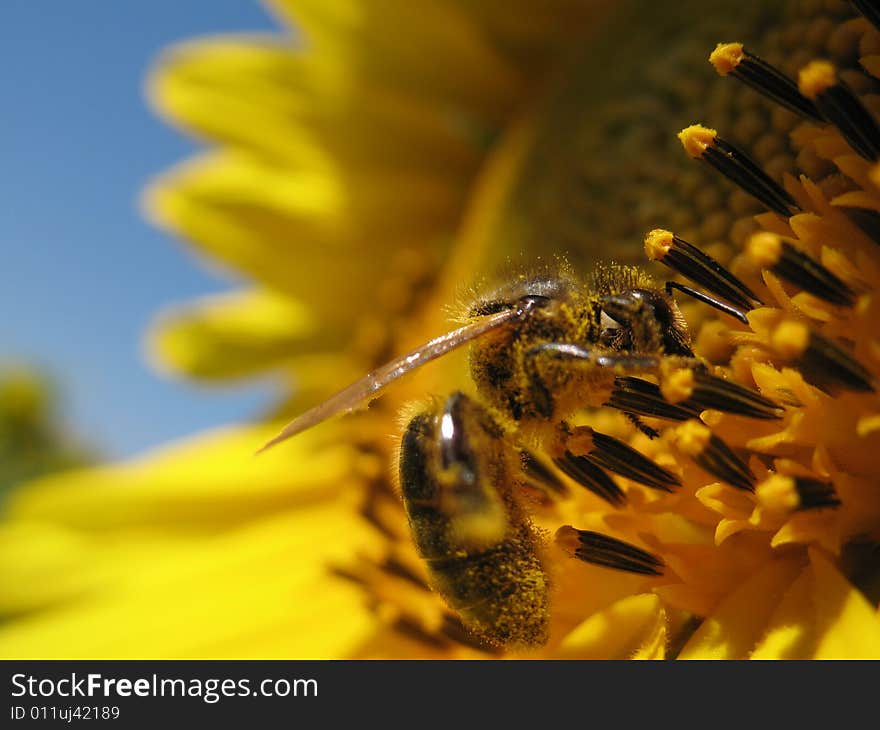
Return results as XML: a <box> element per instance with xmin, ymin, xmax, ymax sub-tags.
<box><xmin>258</xmin><ymin>260</ymin><xmax>775</xmax><ymax>648</ymax></box>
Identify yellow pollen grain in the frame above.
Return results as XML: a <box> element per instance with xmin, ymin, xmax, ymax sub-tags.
<box><xmin>644</xmin><ymin>229</ymin><xmax>674</xmax><ymax>261</ymax></box>
<box><xmin>679</xmin><ymin>124</ymin><xmax>718</xmax><ymax>159</ymax></box>
<box><xmin>771</xmin><ymin>320</ymin><xmax>810</xmax><ymax>359</ymax></box>
<box><xmin>661</xmin><ymin>366</ymin><xmax>695</xmax><ymax>403</ymax></box>
<box><xmin>756</xmin><ymin>474</ymin><xmax>800</xmax><ymax>512</ymax></box>
<box><xmin>675</xmin><ymin>420</ymin><xmax>712</xmax><ymax>456</ymax></box>
<box><xmin>709</xmin><ymin>42</ymin><xmax>744</xmax><ymax>76</ymax></box>
<box><xmin>747</xmin><ymin>231</ymin><xmax>783</xmax><ymax>269</ymax></box>
<box><xmin>798</xmin><ymin>60</ymin><xmax>837</xmax><ymax>100</ymax></box>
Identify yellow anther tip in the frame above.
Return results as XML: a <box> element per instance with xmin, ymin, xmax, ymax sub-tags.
<box><xmin>678</xmin><ymin>124</ymin><xmax>718</xmax><ymax>158</ymax></box>
<box><xmin>644</xmin><ymin>229</ymin><xmax>674</xmax><ymax>260</ymax></box>
<box><xmin>709</xmin><ymin>42</ymin><xmax>744</xmax><ymax>76</ymax></box>
<box><xmin>798</xmin><ymin>60</ymin><xmax>837</xmax><ymax>100</ymax></box>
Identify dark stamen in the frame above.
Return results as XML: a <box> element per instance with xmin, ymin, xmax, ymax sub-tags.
<box><xmin>710</xmin><ymin>43</ymin><xmax>823</xmax><ymax>122</ymax></box>
<box><xmin>553</xmin><ymin>451</ymin><xmax>626</xmax><ymax>506</ymax></box>
<box><xmin>803</xmin><ymin>332</ymin><xmax>876</xmax><ymax>393</ymax></box>
<box><xmin>677</xmin><ymin>421</ymin><xmax>755</xmax><ymax>491</ymax></box>
<box><xmin>843</xmin><ymin>207</ymin><xmax>880</xmax><ymax>247</ymax></box>
<box><xmin>585</xmin><ymin>430</ymin><xmax>681</xmax><ymax>492</ymax></box>
<box><xmin>557</xmin><ymin>527</ymin><xmax>665</xmax><ymax>576</ymax></box>
<box><xmin>851</xmin><ymin>0</ymin><xmax>880</xmax><ymax>30</ymax></box>
<box><xmin>773</xmin><ymin>321</ymin><xmax>876</xmax><ymax>393</ymax></box>
<box><xmin>748</xmin><ymin>232</ymin><xmax>856</xmax><ymax>307</ymax></box>
<box><xmin>679</xmin><ymin>125</ymin><xmax>800</xmax><ymax>217</ymax></box>
<box><xmin>686</xmin><ymin>369</ymin><xmax>784</xmax><ymax>420</ymax></box>
<box><xmin>794</xmin><ymin>477</ymin><xmax>842</xmax><ymax>511</ymax></box>
<box><xmin>520</xmin><ymin>450</ymin><xmax>569</xmax><ymax>496</ymax></box>
<box><xmin>605</xmin><ymin>376</ymin><xmax>702</xmax><ymax>421</ymax></box>
<box><xmin>799</xmin><ymin>60</ymin><xmax>880</xmax><ymax>162</ymax></box>
<box><xmin>646</xmin><ymin>229</ymin><xmax>761</xmax><ymax>313</ymax></box>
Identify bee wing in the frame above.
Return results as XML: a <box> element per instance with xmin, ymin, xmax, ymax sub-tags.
<box><xmin>256</xmin><ymin>308</ymin><xmax>518</xmax><ymax>453</ymax></box>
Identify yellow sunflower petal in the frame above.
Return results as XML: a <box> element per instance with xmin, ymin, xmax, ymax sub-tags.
<box><xmin>147</xmin><ymin>288</ymin><xmax>325</xmax><ymax>380</ymax></box>
<box><xmin>810</xmin><ymin>549</ymin><xmax>880</xmax><ymax>660</ymax></box>
<box><xmin>265</xmin><ymin>0</ymin><xmax>524</xmax><ymax>116</ymax></box>
<box><xmin>5</xmin><ymin>422</ymin><xmax>360</xmax><ymax>529</ymax></box>
<box><xmin>0</xmin><ymin>508</ymin><xmax>379</xmax><ymax>658</ymax></box>
<box><xmin>552</xmin><ymin>593</ymin><xmax>666</xmax><ymax>660</ymax></box>
<box><xmin>148</xmin><ymin>37</ymin><xmax>479</xmax><ymax>172</ymax></box>
<box><xmin>678</xmin><ymin>555</ymin><xmax>805</xmax><ymax>660</ymax></box>
<box><xmin>143</xmin><ymin>152</ymin><xmax>451</xmax><ymax>327</ymax></box>
<box><xmin>750</xmin><ymin>563</ymin><xmax>816</xmax><ymax>659</ymax></box>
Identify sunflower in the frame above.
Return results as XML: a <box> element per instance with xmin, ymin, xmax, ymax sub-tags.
<box><xmin>2</xmin><ymin>0</ymin><xmax>880</xmax><ymax>659</ymax></box>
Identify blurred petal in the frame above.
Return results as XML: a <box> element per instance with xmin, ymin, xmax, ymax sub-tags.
<box><xmin>0</xmin><ymin>509</ymin><xmax>379</xmax><ymax>658</ymax></box>
<box><xmin>553</xmin><ymin>594</ymin><xmax>666</xmax><ymax>660</ymax></box>
<box><xmin>5</xmin><ymin>422</ymin><xmax>361</xmax><ymax>529</ymax></box>
<box><xmin>810</xmin><ymin>550</ymin><xmax>880</xmax><ymax>660</ymax></box>
<box><xmin>148</xmin><ymin>37</ymin><xmax>480</xmax><ymax>172</ymax></box>
<box><xmin>143</xmin><ymin>152</ymin><xmax>452</xmax><ymax>328</ymax></box>
<box><xmin>265</xmin><ymin>0</ymin><xmax>524</xmax><ymax>116</ymax></box>
<box><xmin>678</xmin><ymin>556</ymin><xmax>805</xmax><ymax>660</ymax></box>
<box><xmin>147</xmin><ymin>288</ymin><xmax>325</xmax><ymax>380</ymax></box>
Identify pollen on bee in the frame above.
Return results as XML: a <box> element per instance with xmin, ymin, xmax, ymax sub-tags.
<box><xmin>448</xmin><ymin>507</ymin><xmax>508</xmax><ymax>552</ymax></box>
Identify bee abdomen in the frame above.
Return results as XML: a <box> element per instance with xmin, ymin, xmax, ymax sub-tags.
<box><xmin>398</xmin><ymin>393</ymin><xmax>550</xmax><ymax>648</ymax></box>
<box><xmin>427</xmin><ymin>542</ymin><xmax>549</xmax><ymax>649</ymax></box>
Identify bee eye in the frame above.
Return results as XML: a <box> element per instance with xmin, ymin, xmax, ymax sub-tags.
<box><xmin>512</xmin><ymin>294</ymin><xmax>552</xmax><ymax>319</ymax></box>
<box><xmin>600</xmin><ymin>290</ymin><xmax>653</xmax><ymax>326</ymax></box>
<box><xmin>600</xmin><ymin>310</ymin><xmax>620</xmax><ymax>330</ymax></box>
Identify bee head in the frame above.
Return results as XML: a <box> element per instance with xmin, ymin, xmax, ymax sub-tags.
<box><xmin>468</xmin><ymin>275</ymin><xmax>575</xmax><ymax>318</ymax></box>
<box><xmin>599</xmin><ymin>287</ymin><xmax>694</xmax><ymax>357</ymax></box>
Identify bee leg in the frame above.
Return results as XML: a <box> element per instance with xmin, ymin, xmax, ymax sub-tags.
<box><xmin>525</xmin><ymin>342</ymin><xmax>660</xmax><ymax>370</ymax></box>
<box><xmin>523</xmin><ymin>341</ymin><xmax>659</xmax><ymax>418</ymax></box>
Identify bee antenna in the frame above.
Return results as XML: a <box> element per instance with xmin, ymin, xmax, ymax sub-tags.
<box><xmin>665</xmin><ymin>281</ymin><xmax>750</xmax><ymax>325</ymax></box>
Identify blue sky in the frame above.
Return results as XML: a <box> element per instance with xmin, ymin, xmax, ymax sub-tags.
<box><xmin>2</xmin><ymin>1</ymin><xmax>285</xmax><ymax>458</ymax></box>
